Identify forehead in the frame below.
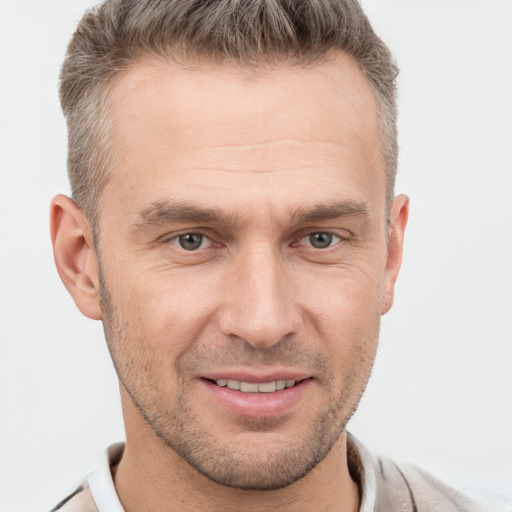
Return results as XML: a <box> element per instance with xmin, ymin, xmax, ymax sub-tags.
<box><xmin>102</xmin><ymin>52</ymin><xmax>385</xmax><ymax>223</ymax></box>
<box><xmin>110</xmin><ymin>53</ymin><xmax>379</xmax><ymax>144</ymax></box>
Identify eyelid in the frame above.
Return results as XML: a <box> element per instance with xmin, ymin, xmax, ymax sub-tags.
<box><xmin>294</xmin><ymin>229</ymin><xmax>351</xmax><ymax>247</ymax></box>
<box><xmin>157</xmin><ymin>228</ymin><xmax>351</xmax><ymax>249</ymax></box>
<box><xmin>178</xmin><ymin>234</ymin><xmax>212</xmax><ymax>250</ymax></box>
<box><xmin>300</xmin><ymin>232</ymin><xmax>340</xmax><ymax>247</ymax></box>
<box><xmin>160</xmin><ymin>229</ymin><xmax>214</xmax><ymax>248</ymax></box>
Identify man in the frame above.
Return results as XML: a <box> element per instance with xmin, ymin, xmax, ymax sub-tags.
<box><xmin>48</xmin><ymin>1</ymin><xmax>499</xmax><ymax>511</ymax></box>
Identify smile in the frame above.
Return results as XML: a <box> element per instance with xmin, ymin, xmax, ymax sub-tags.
<box><xmin>201</xmin><ymin>377</ymin><xmax>312</xmax><ymax>418</ymax></box>
<box><xmin>213</xmin><ymin>379</ymin><xmax>298</xmax><ymax>393</ymax></box>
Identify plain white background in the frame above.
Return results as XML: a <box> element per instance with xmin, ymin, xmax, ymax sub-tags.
<box><xmin>0</xmin><ymin>1</ymin><xmax>511</xmax><ymax>510</ymax></box>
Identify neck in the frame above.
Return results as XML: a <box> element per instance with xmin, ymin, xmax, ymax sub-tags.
<box><xmin>114</xmin><ymin>393</ymin><xmax>360</xmax><ymax>512</ymax></box>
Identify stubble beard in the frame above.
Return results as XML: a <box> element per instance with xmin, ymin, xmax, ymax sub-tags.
<box><xmin>98</xmin><ymin>270</ymin><xmax>379</xmax><ymax>491</ymax></box>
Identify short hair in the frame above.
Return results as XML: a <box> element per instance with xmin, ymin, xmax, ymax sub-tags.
<box><xmin>60</xmin><ymin>0</ymin><xmax>399</xmax><ymax>231</ymax></box>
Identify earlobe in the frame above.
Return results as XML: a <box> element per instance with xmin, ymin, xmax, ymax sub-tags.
<box><xmin>50</xmin><ymin>194</ymin><xmax>102</xmax><ymax>320</ymax></box>
<box><xmin>381</xmin><ymin>195</ymin><xmax>409</xmax><ymax>315</ymax></box>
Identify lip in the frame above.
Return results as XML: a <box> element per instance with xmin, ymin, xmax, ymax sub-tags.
<box><xmin>201</xmin><ymin>369</ymin><xmax>312</xmax><ymax>383</ymax></box>
<box><xmin>200</xmin><ymin>375</ymin><xmax>313</xmax><ymax>419</ymax></box>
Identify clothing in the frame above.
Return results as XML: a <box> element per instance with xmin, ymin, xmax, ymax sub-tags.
<box><xmin>51</xmin><ymin>435</ymin><xmax>505</xmax><ymax>512</ymax></box>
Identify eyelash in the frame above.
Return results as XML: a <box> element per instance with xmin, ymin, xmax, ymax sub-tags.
<box><xmin>296</xmin><ymin>232</ymin><xmax>344</xmax><ymax>249</ymax></box>
<box><xmin>162</xmin><ymin>230</ymin><xmax>349</xmax><ymax>252</ymax></box>
<box><xmin>163</xmin><ymin>230</ymin><xmax>215</xmax><ymax>250</ymax></box>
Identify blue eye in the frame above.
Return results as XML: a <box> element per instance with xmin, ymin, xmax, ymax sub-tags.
<box><xmin>303</xmin><ymin>232</ymin><xmax>341</xmax><ymax>249</ymax></box>
<box><xmin>175</xmin><ymin>233</ymin><xmax>209</xmax><ymax>251</ymax></box>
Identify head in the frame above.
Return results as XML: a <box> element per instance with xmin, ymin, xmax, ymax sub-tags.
<box><xmin>51</xmin><ymin>0</ymin><xmax>408</xmax><ymax>492</ymax></box>
<box><xmin>59</xmin><ymin>0</ymin><xmax>399</xmax><ymax>232</ymax></box>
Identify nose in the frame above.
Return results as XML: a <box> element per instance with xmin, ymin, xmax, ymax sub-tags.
<box><xmin>218</xmin><ymin>244</ymin><xmax>302</xmax><ymax>349</ymax></box>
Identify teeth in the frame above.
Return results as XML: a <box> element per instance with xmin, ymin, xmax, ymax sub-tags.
<box><xmin>215</xmin><ymin>379</ymin><xmax>298</xmax><ymax>393</ymax></box>
<box><xmin>227</xmin><ymin>379</ymin><xmax>241</xmax><ymax>390</ymax></box>
<box><xmin>240</xmin><ymin>382</ymin><xmax>259</xmax><ymax>392</ymax></box>
<box><xmin>258</xmin><ymin>381</ymin><xmax>276</xmax><ymax>393</ymax></box>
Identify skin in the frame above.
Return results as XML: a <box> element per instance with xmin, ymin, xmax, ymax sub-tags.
<box><xmin>51</xmin><ymin>52</ymin><xmax>408</xmax><ymax>512</ymax></box>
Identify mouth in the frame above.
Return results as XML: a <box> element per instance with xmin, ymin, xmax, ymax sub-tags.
<box><xmin>200</xmin><ymin>375</ymin><xmax>313</xmax><ymax>418</ymax></box>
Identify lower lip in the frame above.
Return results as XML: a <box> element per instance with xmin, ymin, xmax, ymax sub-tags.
<box><xmin>201</xmin><ymin>379</ymin><xmax>313</xmax><ymax>418</ymax></box>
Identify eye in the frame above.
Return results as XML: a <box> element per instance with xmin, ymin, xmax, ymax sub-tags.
<box><xmin>173</xmin><ymin>233</ymin><xmax>211</xmax><ymax>251</ymax></box>
<box><xmin>301</xmin><ymin>232</ymin><xmax>341</xmax><ymax>249</ymax></box>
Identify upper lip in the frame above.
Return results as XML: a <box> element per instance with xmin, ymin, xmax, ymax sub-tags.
<box><xmin>200</xmin><ymin>370</ymin><xmax>312</xmax><ymax>383</ymax></box>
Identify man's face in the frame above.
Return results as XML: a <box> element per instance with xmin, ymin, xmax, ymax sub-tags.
<box><xmin>96</xmin><ymin>53</ymin><xmax>398</xmax><ymax>489</ymax></box>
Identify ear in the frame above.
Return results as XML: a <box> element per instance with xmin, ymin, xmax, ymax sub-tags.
<box><xmin>381</xmin><ymin>195</ymin><xmax>409</xmax><ymax>315</ymax></box>
<box><xmin>50</xmin><ymin>194</ymin><xmax>102</xmax><ymax>320</ymax></box>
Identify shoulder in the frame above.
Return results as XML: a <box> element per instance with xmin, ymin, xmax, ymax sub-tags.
<box><xmin>50</xmin><ymin>442</ymin><xmax>125</xmax><ymax>512</ymax></box>
<box><xmin>50</xmin><ymin>481</ymin><xmax>98</xmax><ymax>512</ymax></box>
<box><xmin>374</xmin><ymin>456</ymin><xmax>509</xmax><ymax>512</ymax></box>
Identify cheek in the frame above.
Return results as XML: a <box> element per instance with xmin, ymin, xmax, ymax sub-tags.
<box><xmin>298</xmin><ymin>264</ymin><xmax>383</xmax><ymax>361</ymax></box>
<box><xmin>300</xmin><ymin>260</ymin><xmax>386</xmax><ymax>320</ymax></box>
<box><xmin>112</xmin><ymin>268</ymin><xmax>220</xmax><ymax>357</ymax></box>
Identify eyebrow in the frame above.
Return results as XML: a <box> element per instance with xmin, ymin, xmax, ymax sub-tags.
<box><xmin>133</xmin><ymin>201</ymin><xmax>241</xmax><ymax>228</ymax></box>
<box><xmin>289</xmin><ymin>200</ymin><xmax>370</xmax><ymax>224</ymax></box>
<box><xmin>131</xmin><ymin>198</ymin><xmax>370</xmax><ymax>231</ymax></box>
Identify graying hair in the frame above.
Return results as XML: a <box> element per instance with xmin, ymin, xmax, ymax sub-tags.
<box><xmin>60</xmin><ymin>0</ymin><xmax>399</xmax><ymax>231</ymax></box>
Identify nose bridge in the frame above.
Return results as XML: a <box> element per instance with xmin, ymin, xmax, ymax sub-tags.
<box><xmin>219</xmin><ymin>242</ymin><xmax>300</xmax><ymax>348</ymax></box>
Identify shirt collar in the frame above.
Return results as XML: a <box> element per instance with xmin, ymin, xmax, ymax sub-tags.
<box><xmin>87</xmin><ymin>433</ymin><xmax>377</xmax><ymax>512</ymax></box>
<box><xmin>87</xmin><ymin>442</ymin><xmax>125</xmax><ymax>512</ymax></box>
<box><xmin>347</xmin><ymin>432</ymin><xmax>377</xmax><ymax>512</ymax></box>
